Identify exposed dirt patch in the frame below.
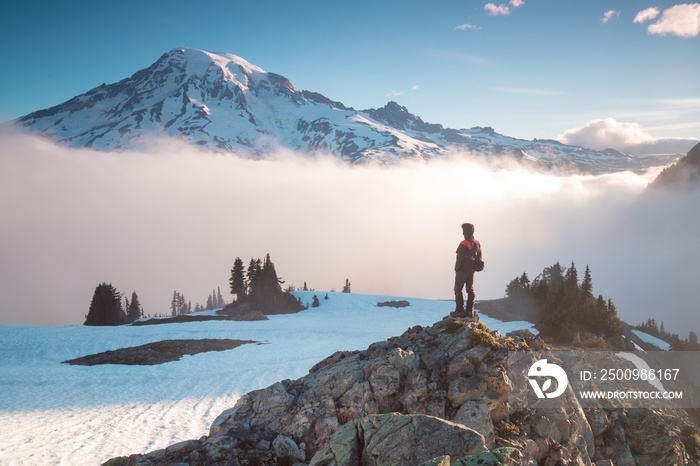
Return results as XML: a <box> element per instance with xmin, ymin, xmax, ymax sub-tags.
<box><xmin>62</xmin><ymin>339</ymin><xmax>258</xmax><ymax>366</ymax></box>
<box><xmin>132</xmin><ymin>308</ymin><xmax>268</xmax><ymax>326</ymax></box>
<box><xmin>376</xmin><ymin>300</ymin><xmax>411</xmax><ymax>308</ymax></box>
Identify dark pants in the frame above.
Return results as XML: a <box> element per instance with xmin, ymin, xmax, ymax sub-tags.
<box><xmin>454</xmin><ymin>269</ymin><xmax>475</xmax><ymax>314</ymax></box>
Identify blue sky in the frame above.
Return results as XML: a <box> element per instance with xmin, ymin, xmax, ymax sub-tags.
<box><xmin>1</xmin><ymin>0</ymin><xmax>698</xmax><ymax>147</ymax></box>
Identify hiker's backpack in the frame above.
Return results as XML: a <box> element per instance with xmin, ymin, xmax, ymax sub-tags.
<box><xmin>471</xmin><ymin>240</ymin><xmax>485</xmax><ymax>272</ymax></box>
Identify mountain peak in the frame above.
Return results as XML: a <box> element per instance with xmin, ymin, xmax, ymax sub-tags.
<box><xmin>12</xmin><ymin>48</ymin><xmax>672</xmax><ymax>172</ymax></box>
<box><xmin>156</xmin><ymin>47</ymin><xmax>267</xmax><ymax>86</ymax></box>
<box><xmin>363</xmin><ymin>101</ymin><xmax>445</xmax><ymax>134</ymax></box>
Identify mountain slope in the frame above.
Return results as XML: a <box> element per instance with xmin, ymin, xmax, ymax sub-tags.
<box><xmin>16</xmin><ymin>48</ymin><xmax>439</xmax><ymax>163</ymax></box>
<box><xmin>649</xmin><ymin>142</ymin><xmax>700</xmax><ymax>189</ymax></box>
<box><xmin>14</xmin><ymin>48</ymin><xmax>670</xmax><ymax>172</ymax></box>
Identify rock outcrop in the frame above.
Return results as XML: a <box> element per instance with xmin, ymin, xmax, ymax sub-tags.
<box><xmin>105</xmin><ymin>318</ymin><xmax>697</xmax><ymax>466</ymax></box>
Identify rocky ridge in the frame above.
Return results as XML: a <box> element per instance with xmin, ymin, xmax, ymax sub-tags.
<box><xmin>105</xmin><ymin>317</ymin><xmax>696</xmax><ymax>466</ymax></box>
<box><xmin>649</xmin><ymin>142</ymin><xmax>700</xmax><ymax>190</ymax></box>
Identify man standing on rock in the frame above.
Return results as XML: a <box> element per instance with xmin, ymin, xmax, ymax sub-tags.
<box><xmin>451</xmin><ymin>222</ymin><xmax>483</xmax><ymax>318</ymax></box>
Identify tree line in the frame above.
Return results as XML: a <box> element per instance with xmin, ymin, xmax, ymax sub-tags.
<box><xmin>84</xmin><ymin>254</ymin><xmax>349</xmax><ymax>325</ymax></box>
<box><xmin>636</xmin><ymin>318</ymin><xmax>700</xmax><ymax>351</ymax></box>
<box><xmin>84</xmin><ymin>283</ymin><xmax>228</xmax><ymax>326</ymax></box>
<box><xmin>505</xmin><ymin>261</ymin><xmax>622</xmax><ymax>344</ymax></box>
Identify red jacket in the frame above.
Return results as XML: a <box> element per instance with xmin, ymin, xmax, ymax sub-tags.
<box><xmin>455</xmin><ymin>238</ymin><xmax>482</xmax><ymax>272</ymax></box>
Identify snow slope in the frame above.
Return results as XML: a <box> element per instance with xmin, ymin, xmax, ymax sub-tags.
<box><xmin>631</xmin><ymin>329</ymin><xmax>671</xmax><ymax>350</ymax></box>
<box><xmin>0</xmin><ymin>292</ymin><xmax>534</xmax><ymax>466</ymax></box>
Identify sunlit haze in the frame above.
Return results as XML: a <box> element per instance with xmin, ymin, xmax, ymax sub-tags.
<box><xmin>1</xmin><ymin>132</ymin><xmax>698</xmax><ymax>337</ymax></box>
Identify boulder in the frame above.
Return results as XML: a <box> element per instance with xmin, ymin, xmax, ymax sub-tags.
<box><xmin>309</xmin><ymin>413</ymin><xmax>487</xmax><ymax>466</ymax></box>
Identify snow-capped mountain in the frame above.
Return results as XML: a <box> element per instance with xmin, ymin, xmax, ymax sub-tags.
<box><xmin>14</xmin><ymin>48</ymin><xmax>668</xmax><ymax>172</ymax></box>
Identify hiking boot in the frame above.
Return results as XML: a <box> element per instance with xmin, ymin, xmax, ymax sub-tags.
<box><xmin>450</xmin><ymin>310</ymin><xmax>468</xmax><ymax>318</ymax></box>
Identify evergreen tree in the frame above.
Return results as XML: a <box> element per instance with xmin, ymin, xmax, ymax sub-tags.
<box><xmin>84</xmin><ymin>282</ymin><xmax>125</xmax><ymax>326</ymax></box>
<box><xmin>342</xmin><ymin>278</ymin><xmax>352</xmax><ymax>293</ymax></box>
<box><xmin>217</xmin><ymin>287</ymin><xmax>224</xmax><ymax>307</ymax></box>
<box><xmin>247</xmin><ymin>258</ymin><xmax>263</xmax><ymax>298</ymax></box>
<box><xmin>171</xmin><ymin>291</ymin><xmax>188</xmax><ymax>315</ymax></box>
<box><xmin>126</xmin><ymin>291</ymin><xmax>143</xmax><ymax>323</ymax></box>
<box><xmin>229</xmin><ymin>257</ymin><xmax>247</xmax><ymax>301</ymax></box>
<box><xmin>541</xmin><ymin>262</ymin><xmax>565</xmax><ymax>292</ymax></box>
<box><xmin>580</xmin><ymin>265</ymin><xmax>593</xmax><ymax>301</ymax></box>
<box><xmin>605</xmin><ymin>298</ymin><xmax>622</xmax><ymax>336</ymax></box>
<box><xmin>171</xmin><ymin>291</ymin><xmax>179</xmax><ymax>316</ymax></box>
<box><xmin>505</xmin><ymin>272</ymin><xmax>530</xmax><ymax>300</ymax></box>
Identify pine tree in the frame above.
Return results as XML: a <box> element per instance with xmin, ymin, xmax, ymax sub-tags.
<box><xmin>126</xmin><ymin>292</ymin><xmax>143</xmax><ymax>323</ymax></box>
<box><xmin>505</xmin><ymin>272</ymin><xmax>530</xmax><ymax>300</ymax></box>
<box><xmin>84</xmin><ymin>282</ymin><xmax>125</xmax><ymax>326</ymax></box>
<box><xmin>229</xmin><ymin>257</ymin><xmax>247</xmax><ymax>301</ymax></box>
<box><xmin>541</xmin><ymin>262</ymin><xmax>565</xmax><ymax>292</ymax></box>
<box><xmin>171</xmin><ymin>291</ymin><xmax>188</xmax><ymax>315</ymax></box>
<box><xmin>171</xmin><ymin>291</ymin><xmax>180</xmax><ymax>316</ymax></box>
<box><xmin>247</xmin><ymin>258</ymin><xmax>263</xmax><ymax>298</ymax></box>
<box><xmin>342</xmin><ymin>278</ymin><xmax>352</xmax><ymax>293</ymax></box>
<box><xmin>580</xmin><ymin>265</ymin><xmax>593</xmax><ymax>301</ymax></box>
<box><xmin>217</xmin><ymin>287</ymin><xmax>224</xmax><ymax>307</ymax></box>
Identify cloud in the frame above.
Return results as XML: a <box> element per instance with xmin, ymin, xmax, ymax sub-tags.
<box><xmin>385</xmin><ymin>90</ymin><xmax>402</xmax><ymax>98</ymax></box>
<box><xmin>634</xmin><ymin>7</ymin><xmax>660</xmax><ymax>23</ymax></box>
<box><xmin>454</xmin><ymin>23</ymin><xmax>481</xmax><ymax>31</ymax></box>
<box><xmin>646</xmin><ymin>3</ymin><xmax>700</xmax><ymax>38</ymax></box>
<box><xmin>411</xmin><ymin>85</ymin><xmax>420</xmax><ymax>91</ymax></box>
<box><xmin>485</xmin><ymin>3</ymin><xmax>511</xmax><ymax>16</ymax></box>
<box><xmin>558</xmin><ymin>118</ymin><xmax>653</xmax><ymax>149</ymax></box>
<box><xmin>557</xmin><ymin>117</ymin><xmax>699</xmax><ymax>155</ymax></box>
<box><xmin>1</xmin><ymin>132</ymin><xmax>699</xmax><ymax>338</ymax></box>
<box><xmin>484</xmin><ymin>1</ymin><xmax>524</xmax><ymax>16</ymax></box>
<box><xmin>601</xmin><ymin>9</ymin><xmax>620</xmax><ymax>24</ymax></box>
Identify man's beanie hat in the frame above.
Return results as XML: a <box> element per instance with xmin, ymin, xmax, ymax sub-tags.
<box><xmin>462</xmin><ymin>223</ymin><xmax>475</xmax><ymax>235</ymax></box>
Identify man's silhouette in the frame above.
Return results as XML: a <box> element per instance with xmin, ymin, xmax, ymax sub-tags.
<box><xmin>452</xmin><ymin>222</ymin><xmax>482</xmax><ymax>318</ymax></box>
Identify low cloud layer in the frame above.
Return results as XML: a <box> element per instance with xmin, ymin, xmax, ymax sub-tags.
<box><xmin>1</xmin><ymin>132</ymin><xmax>698</xmax><ymax>338</ymax></box>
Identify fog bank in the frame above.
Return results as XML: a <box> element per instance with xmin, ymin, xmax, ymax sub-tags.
<box><xmin>0</xmin><ymin>133</ymin><xmax>697</xmax><ymax>337</ymax></box>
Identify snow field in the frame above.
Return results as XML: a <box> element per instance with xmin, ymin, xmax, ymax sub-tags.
<box><xmin>0</xmin><ymin>292</ymin><xmax>534</xmax><ymax>466</ymax></box>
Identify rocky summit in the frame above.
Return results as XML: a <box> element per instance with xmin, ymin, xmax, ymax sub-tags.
<box><xmin>104</xmin><ymin>317</ymin><xmax>694</xmax><ymax>466</ymax></box>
